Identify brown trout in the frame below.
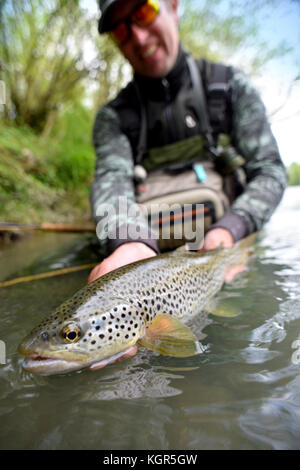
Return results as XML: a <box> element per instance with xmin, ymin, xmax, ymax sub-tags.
<box><xmin>18</xmin><ymin>235</ymin><xmax>255</xmax><ymax>375</ymax></box>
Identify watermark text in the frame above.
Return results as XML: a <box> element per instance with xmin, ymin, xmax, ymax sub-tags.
<box><xmin>291</xmin><ymin>340</ymin><xmax>300</xmax><ymax>365</ymax></box>
<box><xmin>96</xmin><ymin>197</ymin><xmax>204</xmax><ymax>250</ymax></box>
<box><xmin>0</xmin><ymin>340</ymin><xmax>6</xmax><ymax>364</ymax></box>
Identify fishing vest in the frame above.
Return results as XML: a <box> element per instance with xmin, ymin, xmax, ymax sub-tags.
<box><xmin>127</xmin><ymin>54</ymin><xmax>246</xmax><ymax>250</ymax></box>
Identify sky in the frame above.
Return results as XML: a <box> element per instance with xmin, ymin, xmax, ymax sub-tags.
<box><xmin>82</xmin><ymin>0</ymin><xmax>300</xmax><ymax>167</ymax></box>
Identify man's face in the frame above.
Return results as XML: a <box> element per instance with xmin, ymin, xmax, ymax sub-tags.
<box><xmin>108</xmin><ymin>0</ymin><xmax>179</xmax><ymax>78</ymax></box>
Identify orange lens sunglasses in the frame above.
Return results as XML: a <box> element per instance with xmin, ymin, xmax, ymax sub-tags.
<box><xmin>110</xmin><ymin>0</ymin><xmax>161</xmax><ymax>45</ymax></box>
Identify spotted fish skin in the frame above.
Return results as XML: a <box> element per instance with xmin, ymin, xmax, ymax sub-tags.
<box><xmin>18</xmin><ymin>239</ymin><xmax>251</xmax><ymax>375</ymax></box>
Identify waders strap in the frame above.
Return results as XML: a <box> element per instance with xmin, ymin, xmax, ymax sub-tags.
<box><xmin>134</xmin><ymin>81</ymin><xmax>148</xmax><ymax>164</ymax></box>
<box><xmin>206</xmin><ymin>62</ymin><xmax>232</xmax><ymax>136</ymax></box>
<box><xmin>185</xmin><ymin>56</ymin><xmax>217</xmax><ymax>152</ymax></box>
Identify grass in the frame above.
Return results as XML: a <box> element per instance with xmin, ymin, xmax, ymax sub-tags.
<box><xmin>0</xmin><ymin>103</ymin><xmax>96</xmax><ymax>224</ymax></box>
<box><xmin>287</xmin><ymin>163</ymin><xmax>300</xmax><ymax>186</ymax></box>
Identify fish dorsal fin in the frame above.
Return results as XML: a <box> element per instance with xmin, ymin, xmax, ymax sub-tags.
<box><xmin>138</xmin><ymin>314</ymin><xmax>201</xmax><ymax>357</ymax></box>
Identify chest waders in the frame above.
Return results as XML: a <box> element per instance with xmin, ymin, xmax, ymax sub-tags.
<box><xmin>134</xmin><ymin>56</ymin><xmax>246</xmax><ymax>251</ymax></box>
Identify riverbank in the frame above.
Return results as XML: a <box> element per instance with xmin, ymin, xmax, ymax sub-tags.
<box><xmin>0</xmin><ymin>105</ymin><xmax>95</xmax><ymax>227</ymax></box>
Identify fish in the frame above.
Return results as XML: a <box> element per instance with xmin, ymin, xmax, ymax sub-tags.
<box><xmin>18</xmin><ymin>235</ymin><xmax>255</xmax><ymax>375</ymax></box>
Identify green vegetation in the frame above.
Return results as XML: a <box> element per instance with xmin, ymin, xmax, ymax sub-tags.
<box><xmin>0</xmin><ymin>103</ymin><xmax>95</xmax><ymax>223</ymax></box>
<box><xmin>287</xmin><ymin>163</ymin><xmax>300</xmax><ymax>186</ymax></box>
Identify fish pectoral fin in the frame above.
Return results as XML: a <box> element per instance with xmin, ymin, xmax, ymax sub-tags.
<box><xmin>207</xmin><ymin>298</ymin><xmax>240</xmax><ymax>318</ymax></box>
<box><xmin>137</xmin><ymin>313</ymin><xmax>201</xmax><ymax>357</ymax></box>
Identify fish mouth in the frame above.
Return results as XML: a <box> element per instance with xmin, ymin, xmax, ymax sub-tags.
<box><xmin>21</xmin><ymin>353</ymin><xmax>86</xmax><ymax>375</ymax></box>
<box><xmin>18</xmin><ymin>342</ymin><xmax>90</xmax><ymax>375</ymax></box>
<box><xmin>19</xmin><ymin>346</ymin><xmax>138</xmax><ymax>375</ymax></box>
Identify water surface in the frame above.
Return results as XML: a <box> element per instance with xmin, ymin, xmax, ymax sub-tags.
<box><xmin>0</xmin><ymin>187</ymin><xmax>300</xmax><ymax>450</ymax></box>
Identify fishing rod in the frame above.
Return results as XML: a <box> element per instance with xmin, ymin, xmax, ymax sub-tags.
<box><xmin>0</xmin><ymin>263</ymin><xmax>97</xmax><ymax>288</ymax></box>
<box><xmin>0</xmin><ymin>222</ymin><xmax>96</xmax><ymax>233</ymax></box>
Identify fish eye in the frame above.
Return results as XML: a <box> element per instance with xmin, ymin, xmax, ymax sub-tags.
<box><xmin>60</xmin><ymin>324</ymin><xmax>82</xmax><ymax>343</ymax></box>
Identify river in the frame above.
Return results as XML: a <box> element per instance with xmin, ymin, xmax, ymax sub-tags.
<box><xmin>0</xmin><ymin>186</ymin><xmax>300</xmax><ymax>450</ymax></box>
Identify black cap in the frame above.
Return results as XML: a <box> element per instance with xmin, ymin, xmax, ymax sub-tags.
<box><xmin>98</xmin><ymin>0</ymin><xmax>121</xmax><ymax>34</ymax></box>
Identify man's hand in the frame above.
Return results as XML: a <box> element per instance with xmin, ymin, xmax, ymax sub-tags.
<box><xmin>88</xmin><ymin>242</ymin><xmax>157</xmax><ymax>283</ymax></box>
<box><xmin>200</xmin><ymin>228</ymin><xmax>245</xmax><ymax>283</ymax></box>
<box><xmin>202</xmin><ymin>227</ymin><xmax>234</xmax><ymax>251</ymax></box>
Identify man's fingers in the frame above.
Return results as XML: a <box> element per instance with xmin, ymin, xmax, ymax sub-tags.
<box><xmin>224</xmin><ymin>264</ymin><xmax>246</xmax><ymax>283</ymax></box>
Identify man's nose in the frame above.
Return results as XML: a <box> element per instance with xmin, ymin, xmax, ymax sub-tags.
<box><xmin>129</xmin><ymin>23</ymin><xmax>150</xmax><ymax>45</ymax></box>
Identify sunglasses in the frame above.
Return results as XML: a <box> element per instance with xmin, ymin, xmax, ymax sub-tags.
<box><xmin>110</xmin><ymin>0</ymin><xmax>161</xmax><ymax>45</ymax></box>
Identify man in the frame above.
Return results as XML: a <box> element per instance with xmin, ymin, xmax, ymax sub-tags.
<box><xmin>89</xmin><ymin>0</ymin><xmax>287</xmax><ymax>283</ymax></box>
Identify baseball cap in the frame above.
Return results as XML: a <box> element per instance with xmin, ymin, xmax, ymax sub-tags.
<box><xmin>98</xmin><ymin>0</ymin><xmax>121</xmax><ymax>34</ymax></box>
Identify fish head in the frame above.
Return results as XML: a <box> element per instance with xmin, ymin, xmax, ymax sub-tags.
<box><xmin>18</xmin><ymin>289</ymin><xmax>144</xmax><ymax>375</ymax></box>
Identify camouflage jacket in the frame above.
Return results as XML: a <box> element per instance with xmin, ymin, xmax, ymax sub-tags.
<box><xmin>91</xmin><ymin>46</ymin><xmax>287</xmax><ymax>255</ymax></box>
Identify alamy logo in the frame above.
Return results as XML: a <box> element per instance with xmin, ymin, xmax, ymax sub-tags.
<box><xmin>0</xmin><ymin>81</ymin><xmax>5</xmax><ymax>105</ymax></box>
<box><xmin>0</xmin><ymin>340</ymin><xmax>6</xmax><ymax>364</ymax></box>
<box><xmin>291</xmin><ymin>340</ymin><xmax>300</xmax><ymax>365</ymax></box>
<box><xmin>96</xmin><ymin>197</ymin><xmax>204</xmax><ymax>250</ymax></box>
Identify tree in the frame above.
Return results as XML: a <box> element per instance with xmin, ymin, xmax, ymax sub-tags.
<box><xmin>0</xmin><ymin>0</ymin><xmax>97</xmax><ymax>133</ymax></box>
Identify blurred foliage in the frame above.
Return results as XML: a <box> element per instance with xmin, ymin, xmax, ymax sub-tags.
<box><xmin>287</xmin><ymin>163</ymin><xmax>300</xmax><ymax>186</ymax></box>
<box><xmin>0</xmin><ymin>0</ymin><xmax>95</xmax><ymax>132</ymax></box>
<box><xmin>178</xmin><ymin>0</ymin><xmax>292</xmax><ymax>73</ymax></box>
<box><xmin>0</xmin><ymin>102</ymin><xmax>95</xmax><ymax>222</ymax></box>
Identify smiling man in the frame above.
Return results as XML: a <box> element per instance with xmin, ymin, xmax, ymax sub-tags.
<box><xmin>102</xmin><ymin>0</ymin><xmax>180</xmax><ymax>78</ymax></box>
<box><xmin>89</xmin><ymin>0</ymin><xmax>287</xmax><ymax>282</ymax></box>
